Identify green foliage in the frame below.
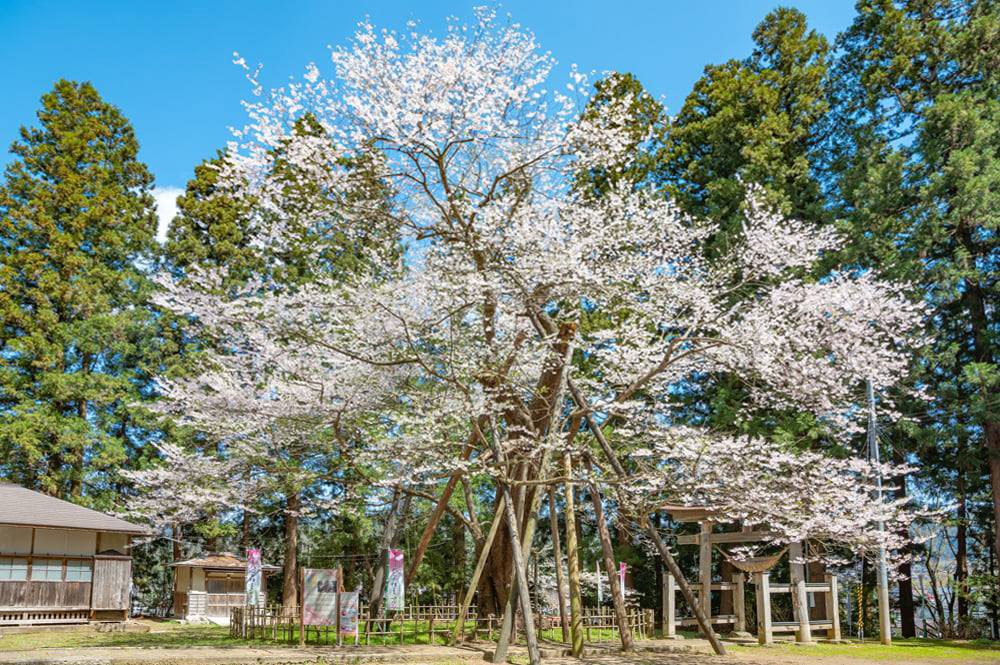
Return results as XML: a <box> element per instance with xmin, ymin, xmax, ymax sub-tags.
<box><xmin>0</xmin><ymin>80</ymin><xmax>164</xmax><ymax>506</ymax></box>
<box><xmin>662</xmin><ymin>7</ymin><xmax>831</xmax><ymax>234</ymax></box>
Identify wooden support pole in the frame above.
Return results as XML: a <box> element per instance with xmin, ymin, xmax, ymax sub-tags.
<box><xmin>530</xmin><ymin>311</ymin><xmax>726</xmax><ymax>654</ymax></box>
<box><xmin>789</xmin><ymin>542</ymin><xmax>812</xmax><ymax>643</ymax></box>
<box><xmin>336</xmin><ymin>566</ymin><xmax>343</xmax><ymax>647</ymax></box>
<box><xmin>663</xmin><ymin>569</ymin><xmax>676</xmax><ymax>638</ymax></box>
<box><xmin>826</xmin><ymin>574</ymin><xmax>841</xmax><ymax>641</ymax></box>
<box><xmin>733</xmin><ymin>573</ymin><xmax>746</xmax><ymax>634</ymax></box>
<box><xmin>299</xmin><ymin>566</ymin><xmax>305</xmax><ymax>647</ymax></box>
<box><xmin>494</xmin><ymin>479</ymin><xmax>541</xmax><ymax>665</ymax></box>
<box><xmin>451</xmin><ymin>508</ymin><xmax>504</xmax><ymax>644</ymax></box>
<box><xmin>643</xmin><ymin>519</ymin><xmax>727</xmax><ymax>655</ymax></box>
<box><xmin>585</xmin><ymin>461</ymin><xmax>633</xmax><ymax>650</ymax></box>
<box><xmin>563</xmin><ymin>451</ymin><xmax>585</xmax><ymax>656</ymax></box>
<box><xmin>754</xmin><ymin>572</ymin><xmax>772</xmax><ymax>645</ymax></box>
<box><xmin>548</xmin><ymin>488</ymin><xmax>570</xmax><ymax>643</ymax></box>
<box><xmin>699</xmin><ymin>521</ymin><xmax>712</xmax><ymax>626</ymax></box>
<box><xmin>494</xmin><ymin>325</ymin><xmax>575</xmax><ymax>658</ymax></box>
<box><xmin>406</xmin><ymin>442</ymin><xmax>475</xmax><ymax>585</ymax></box>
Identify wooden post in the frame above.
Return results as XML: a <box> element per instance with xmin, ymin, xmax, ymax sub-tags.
<box><xmin>754</xmin><ymin>572</ymin><xmax>772</xmax><ymax>645</ymax></box>
<box><xmin>299</xmin><ymin>567</ymin><xmax>305</xmax><ymax>647</ymax></box>
<box><xmin>563</xmin><ymin>451</ymin><xmax>585</xmax><ymax>657</ymax></box>
<box><xmin>825</xmin><ymin>574</ymin><xmax>841</xmax><ymax>641</ymax></box>
<box><xmin>548</xmin><ymin>488</ymin><xmax>570</xmax><ymax>643</ymax></box>
<box><xmin>451</xmin><ymin>508</ymin><xmax>504</xmax><ymax>643</ymax></box>
<box><xmin>493</xmin><ymin>475</ymin><xmax>541</xmax><ymax>665</ymax></box>
<box><xmin>699</xmin><ymin>521</ymin><xmax>712</xmax><ymax>626</ymax></box>
<box><xmin>789</xmin><ymin>542</ymin><xmax>812</xmax><ymax>643</ymax></box>
<box><xmin>733</xmin><ymin>573</ymin><xmax>746</xmax><ymax>634</ymax></box>
<box><xmin>336</xmin><ymin>566</ymin><xmax>343</xmax><ymax>647</ymax></box>
<box><xmin>643</xmin><ymin>520</ymin><xmax>727</xmax><ymax>655</ymax></box>
<box><xmin>586</xmin><ymin>472</ymin><xmax>633</xmax><ymax>650</ymax></box>
<box><xmin>663</xmin><ymin>569</ymin><xmax>676</xmax><ymax>638</ymax></box>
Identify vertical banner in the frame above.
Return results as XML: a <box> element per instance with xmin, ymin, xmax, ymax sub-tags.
<box><xmin>385</xmin><ymin>549</ymin><xmax>405</xmax><ymax>611</ymax></box>
<box><xmin>245</xmin><ymin>548</ymin><xmax>262</xmax><ymax>607</ymax></box>
<box><xmin>339</xmin><ymin>591</ymin><xmax>360</xmax><ymax>636</ymax></box>
<box><xmin>619</xmin><ymin>562</ymin><xmax>626</xmax><ymax>603</ymax></box>
<box><xmin>596</xmin><ymin>560</ymin><xmax>603</xmax><ymax>604</ymax></box>
<box><xmin>302</xmin><ymin>568</ymin><xmax>340</xmax><ymax>625</ymax></box>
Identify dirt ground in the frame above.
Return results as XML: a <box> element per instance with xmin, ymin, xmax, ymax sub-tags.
<box><xmin>1</xmin><ymin>625</ymin><xmax>998</xmax><ymax>665</ymax></box>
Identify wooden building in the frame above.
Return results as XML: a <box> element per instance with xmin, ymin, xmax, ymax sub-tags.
<box><xmin>0</xmin><ymin>482</ymin><xmax>148</xmax><ymax>625</ymax></box>
<box><xmin>171</xmin><ymin>552</ymin><xmax>279</xmax><ymax>621</ymax></box>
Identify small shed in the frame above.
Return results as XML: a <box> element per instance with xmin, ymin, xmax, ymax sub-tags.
<box><xmin>0</xmin><ymin>482</ymin><xmax>148</xmax><ymax>625</ymax></box>
<box><xmin>171</xmin><ymin>552</ymin><xmax>279</xmax><ymax>620</ymax></box>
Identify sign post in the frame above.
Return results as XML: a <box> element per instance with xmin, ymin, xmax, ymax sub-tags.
<box><xmin>299</xmin><ymin>566</ymin><xmax>305</xmax><ymax>647</ymax></box>
<box><xmin>386</xmin><ymin>549</ymin><xmax>404</xmax><ymax>611</ymax></box>
<box><xmin>245</xmin><ymin>548</ymin><xmax>262</xmax><ymax>608</ymax></box>
<box><xmin>336</xmin><ymin>566</ymin><xmax>343</xmax><ymax>646</ymax></box>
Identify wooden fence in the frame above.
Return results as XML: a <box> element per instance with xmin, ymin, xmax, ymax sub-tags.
<box><xmin>231</xmin><ymin>603</ymin><xmax>653</xmax><ymax>646</ymax></box>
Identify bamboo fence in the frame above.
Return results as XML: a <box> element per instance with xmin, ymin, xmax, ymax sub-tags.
<box><xmin>230</xmin><ymin>603</ymin><xmax>653</xmax><ymax>646</ymax></box>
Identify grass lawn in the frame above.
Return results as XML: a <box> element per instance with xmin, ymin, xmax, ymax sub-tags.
<box><xmin>728</xmin><ymin>637</ymin><xmax>1000</xmax><ymax>662</ymax></box>
<box><xmin>0</xmin><ymin>622</ymin><xmax>237</xmax><ymax>650</ymax></box>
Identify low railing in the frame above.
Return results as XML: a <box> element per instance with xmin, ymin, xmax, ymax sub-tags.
<box><xmin>0</xmin><ymin>608</ymin><xmax>89</xmax><ymax>625</ymax></box>
<box><xmin>231</xmin><ymin>603</ymin><xmax>654</xmax><ymax>646</ymax></box>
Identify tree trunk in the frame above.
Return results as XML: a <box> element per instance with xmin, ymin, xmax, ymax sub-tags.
<box><xmin>990</xmin><ymin>537</ymin><xmax>999</xmax><ymax>639</ymax></box>
<box><xmin>956</xmin><ymin>266</ymin><xmax>1000</xmax><ymax>578</ymax></box>
<box><xmin>370</xmin><ymin>490</ymin><xmax>411</xmax><ymax>619</ymax></box>
<box><xmin>172</xmin><ymin>524</ymin><xmax>182</xmax><ymax>561</ymax></box>
<box><xmin>548</xmin><ymin>488</ymin><xmax>570</xmax><ymax>642</ymax></box>
<box><xmin>957</xmin><ymin>476</ymin><xmax>969</xmax><ymax>622</ymax></box>
<box><xmin>477</xmin><ymin>497</ymin><xmax>515</xmax><ymax>616</ymax></box>
<box><xmin>452</xmin><ymin>512</ymin><xmax>466</xmax><ymax>601</ymax></box>
<box><xmin>894</xmin><ymin>465</ymin><xmax>916</xmax><ymax>638</ymax></box>
<box><xmin>242</xmin><ymin>510</ymin><xmax>251</xmax><ymax>553</ymax></box>
<box><xmin>282</xmin><ymin>490</ymin><xmax>300</xmax><ymax>615</ymax></box>
<box><xmin>987</xmin><ymin>422</ymin><xmax>1000</xmax><ymax>601</ymax></box>
<box><xmin>562</xmin><ymin>451</ymin><xmax>584</xmax><ymax>656</ymax></box>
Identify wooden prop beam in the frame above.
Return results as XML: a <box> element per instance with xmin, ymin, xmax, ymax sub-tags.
<box><xmin>450</xmin><ymin>508</ymin><xmax>504</xmax><ymax>644</ymax></box>
<box><xmin>405</xmin><ymin>439</ymin><xmax>475</xmax><ymax>585</ymax></box>
<box><xmin>675</xmin><ymin>530</ymin><xmax>777</xmax><ymax>545</ymax></box>
<box><xmin>548</xmin><ymin>488</ymin><xmax>570</xmax><ymax>642</ymax></box>
<box><xmin>585</xmin><ymin>466</ymin><xmax>634</xmax><ymax>650</ymax></box>
<box><xmin>529</xmin><ymin>309</ymin><xmax>726</xmax><ymax>655</ymax></box>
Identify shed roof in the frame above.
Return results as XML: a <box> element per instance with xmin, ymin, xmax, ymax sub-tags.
<box><xmin>0</xmin><ymin>482</ymin><xmax>149</xmax><ymax>534</ymax></box>
<box><xmin>659</xmin><ymin>503</ymin><xmax>717</xmax><ymax>523</ymax></box>
<box><xmin>170</xmin><ymin>552</ymin><xmax>281</xmax><ymax>572</ymax></box>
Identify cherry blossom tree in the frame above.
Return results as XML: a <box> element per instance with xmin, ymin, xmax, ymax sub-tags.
<box><xmin>134</xmin><ymin>9</ymin><xmax>929</xmax><ymax>659</ymax></box>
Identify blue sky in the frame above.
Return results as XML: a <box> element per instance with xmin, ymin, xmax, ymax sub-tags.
<box><xmin>0</xmin><ymin>1</ymin><xmax>858</xmax><ymax>235</ymax></box>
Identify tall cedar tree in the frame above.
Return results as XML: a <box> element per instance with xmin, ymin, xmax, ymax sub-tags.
<box><xmin>567</xmin><ymin>10</ymin><xmax>836</xmax><ymax>615</ymax></box>
<box><xmin>0</xmin><ymin>80</ymin><xmax>162</xmax><ymax>506</ymax></box>
<box><xmin>829</xmin><ymin>0</ymin><xmax>1000</xmax><ymax>633</ymax></box>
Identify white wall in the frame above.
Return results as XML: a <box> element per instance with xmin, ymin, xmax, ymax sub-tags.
<box><xmin>98</xmin><ymin>532</ymin><xmax>128</xmax><ymax>554</ymax></box>
<box><xmin>191</xmin><ymin>567</ymin><xmax>206</xmax><ymax>592</ymax></box>
<box><xmin>175</xmin><ymin>566</ymin><xmax>190</xmax><ymax>592</ymax></box>
<box><xmin>33</xmin><ymin>528</ymin><xmax>97</xmax><ymax>556</ymax></box>
<box><xmin>0</xmin><ymin>526</ymin><xmax>32</xmax><ymax>554</ymax></box>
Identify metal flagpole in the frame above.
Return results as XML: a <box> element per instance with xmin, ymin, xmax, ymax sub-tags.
<box><xmin>867</xmin><ymin>380</ymin><xmax>892</xmax><ymax>645</ymax></box>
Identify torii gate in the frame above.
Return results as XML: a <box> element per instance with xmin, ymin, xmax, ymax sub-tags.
<box><xmin>660</xmin><ymin>504</ymin><xmax>841</xmax><ymax>645</ymax></box>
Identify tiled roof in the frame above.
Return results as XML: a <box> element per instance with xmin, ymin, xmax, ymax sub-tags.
<box><xmin>171</xmin><ymin>552</ymin><xmax>281</xmax><ymax>571</ymax></box>
<box><xmin>0</xmin><ymin>482</ymin><xmax>149</xmax><ymax>534</ymax></box>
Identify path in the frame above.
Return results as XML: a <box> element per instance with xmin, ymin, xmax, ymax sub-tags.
<box><xmin>1</xmin><ymin>639</ymin><xmax>997</xmax><ymax>665</ymax></box>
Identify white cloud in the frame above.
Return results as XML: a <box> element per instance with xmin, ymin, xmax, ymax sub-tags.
<box><xmin>152</xmin><ymin>186</ymin><xmax>183</xmax><ymax>243</ymax></box>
